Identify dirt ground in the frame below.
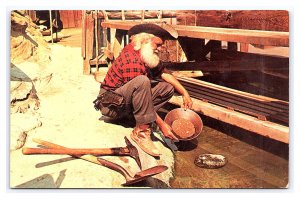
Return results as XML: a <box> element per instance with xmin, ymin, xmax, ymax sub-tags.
<box><xmin>10</xmin><ymin>42</ymin><xmax>174</xmax><ymax>188</ymax></box>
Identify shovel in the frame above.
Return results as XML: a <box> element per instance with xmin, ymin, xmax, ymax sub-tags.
<box><xmin>97</xmin><ymin>157</ymin><xmax>168</xmax><ymax>186</ymax></box>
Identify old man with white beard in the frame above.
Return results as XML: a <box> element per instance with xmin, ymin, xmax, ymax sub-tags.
<box><xmin>96</xmin><ymin>23</ymin><xmax>193</xmax><ymax>157</ymax></box>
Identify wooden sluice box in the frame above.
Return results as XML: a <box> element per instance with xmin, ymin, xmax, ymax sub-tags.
<box><xmin>81</xmin><ymin>10</ymin><xmax>289</xmax><ymax>144</ymax></box>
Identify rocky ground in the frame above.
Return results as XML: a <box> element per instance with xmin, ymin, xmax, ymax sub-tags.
<box><xmin>10</xmin><ymin>11</ymin><xmax>174</xmax><ymax>188</ymax></box>
<box><xmin>10</xmin><ymin>43</ymin><xmax>174</xmax><ymax>188</ymax></box>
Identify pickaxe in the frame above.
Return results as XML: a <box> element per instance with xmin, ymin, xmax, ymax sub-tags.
<box><xmin>23</xmin><ymin>137</ymin><xmax>142</xmax><ymax>169</ymax></box>
<box><xmin>25</xmin><ymin>138</ymin><xmax>168</xmax><ymax>186</ymax></box>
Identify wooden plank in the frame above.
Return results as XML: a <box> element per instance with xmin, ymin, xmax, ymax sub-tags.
<box><xmin>195</xmin><ymin>10</ymin><xmax>289</xmax><ymax>32</ymax></box>
<box><xmin>74</xmin><ymin>10</ymin><xmax>82</xmax><ymax>28</ymax></box>
<box><xmin>101</xmin><ymin>21</ymin><xmax>289</xmax><ymax>47</ymax></box>
<box><xmin>59</xmin><ymin>11</ymin><xmax>69</xmax><ymax>28</ymax></box>
<box><xmin>176</xmin><ymin>10</ymin><xmax>196</xmax><ymax>25</ymax></box>
<box><xmin>262</xmin><ymin>69</ymin><xmax>288</xmax><ymax>79</ymax></box>
<box><xmin>240</xmin><ymin>43</ymin><xmax>249</xmax><ymax>52</ymax></box>
<box><xmin>81</xmin><ymin>11</ymin><xmax>86</xmax><ymax>58</ymax></box>
<box><xmin>27</xmin><ymin>10</ymin><xmax>36</xmax><ymax>22</ymax></box>
<box><xmin>68</xmin><ymin>10</ymin><xmax>76</xmax><ymax>28</ymax></box>
<box><xmin>59</xmin><ymin>10</ymin><xmax>82</xmax><ymax>29</ymax></box>
<box><xmin>169</xmin><ymin>95</ymin><xmax>289</xmax><ymax>143</ymax></box>
<box><xmin>174</xmin><ymin>25</ymin><xmax>289</xmax><ymax>47</ymax></box>
<box><xmin>171</xmin><ymin>70</ymin><xmax>203</xmax><ymax>78</ymax></box>
<box><xmin>89</xmin><ymin>58</ymin><xmax>107</xmax><ymax>66</ymax></box>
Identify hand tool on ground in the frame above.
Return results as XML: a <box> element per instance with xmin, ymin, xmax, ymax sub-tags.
<box><xmin>97</xmin><ymin>157</ymin><xmax>168</xmax><ymax>186</ymax></box>
<box><xmin>29</xmin><ymin>138</ymin><xmax>168</xmax><ymax>186</ymax></box>
<box><xmin>23</xmin><ymin>137</ymin><xmax>142</xmax><ymax>169</ymax></box>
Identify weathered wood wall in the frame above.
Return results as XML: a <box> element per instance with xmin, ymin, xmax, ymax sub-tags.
<box><xmin>177</xmin><ymin>10</ymin><xmax>288</xmax><ymax>31</ymax></box>
<box><xmin>59</xmin><ymin>10</ymin><xmax>83</xmax><ymax>28</ymax></box>
<box><xmin>84</xmin><ymin>10</ymin><xmax>289</xmax><ymax>73</ymax></box>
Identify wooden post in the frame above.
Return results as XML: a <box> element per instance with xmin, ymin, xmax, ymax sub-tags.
<box><xmin>141</xmin><ymin>10</ymin><xmax>145</xmax><ymax>22</ymax></box>
<box><xmin>55</xmin><ymin>10</ymin><xmax>58</xmax><ymax>42</ymax></box>
<box><xmin>49</xmin><ymin>10</ymin><xmax>53</xmax><ymax>44</ymax></box>
<box><xmin>95</xmin><ymin>10</ymin><xmax>99</xmax><ymax>72</ymax></box>
<box><xmin>83</xmin><ymin>12</ymin><xmax>94</xmax><ymax>75</ymax></box>
<box><xmin>240</xmin><ymin>43</ymin><xmax>249</xmax><ymax>52</ymax></box>
<box><xmin>101</xmin><ymin>10</ymin><xmax>108</xmax><ymax>21</ymax></box>
<box><xmin>158</xmin><ymin>10</ymin><xmax>163</xmax><ymax>22</ymax></box>
<box><xmin>81</xmin><ymin>11</ymin><xmax>86</xmax><ymax>58</ymax></box>
<box><xmin>121</xmin><ymin>10</ymin><xmax>125</xmax><ymax>21</ymax></box>
<box><xmin>27</xmin><ymin>10</ymin><xmax>36</xmax><ymax>22</ymax></box>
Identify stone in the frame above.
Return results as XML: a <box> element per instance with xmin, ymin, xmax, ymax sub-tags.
<box><xmin>10</xmin><ymin>112</ymin><xmax>42</xmax><ymax>150</ymax></box>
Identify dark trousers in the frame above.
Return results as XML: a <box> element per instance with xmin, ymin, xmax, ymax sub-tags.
<box><xmin>100</xmin><ymin>75</ymin><xmax>174</xmax><ymax>125</ymax></box>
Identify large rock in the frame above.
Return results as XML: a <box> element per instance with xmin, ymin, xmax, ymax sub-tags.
<box><xmin>11</xmin><ymin>11</ymin><xmax>51</xmax><ymax>65</ymax></box>
<box><xmin>10</xmin><ymin>112</ymin><xmax>42</xmax><ymax>151</ymax></box>
<box><xmin>10</xmin><ymin>63</ymin><xmax>42</xmax><ymax>114</ymax></box>
<box><xmin>10</xmin><ymin>10</ymin><xmax>53</xmax><ymax>151</ymax></box>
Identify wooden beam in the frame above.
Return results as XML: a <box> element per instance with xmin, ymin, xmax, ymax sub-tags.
<box><xmin>96</xmin><ymin>10</ymin><xmax>177</xmax><ymax>20</ymax></box>
<box><xmin>89</xmin><ymin>57</ymin><xmax>107</xmax><ymax>66</ymax></box>
<box><xmin>169</xmin><ymin>95</ymin><xmax>289</xmax><ymax>143</ymax></box>
<box><xmin>164</xmin><ymin>59</ymin><xmax>288</xmax><ymax>73</ymax></box>
<box><xmin>174</xmin><ymin>25</ymin><xmax>289</xmax><ymax>47</ymax></box>
<box><xmin>101</xmin><ymin>21</ymin><xmax>289</xmax><ymax>47</ymax></box>
<box><xmin>171</xmin><ymin>70</ymin><xmax>203</xmax><ymax>78</ymax></box>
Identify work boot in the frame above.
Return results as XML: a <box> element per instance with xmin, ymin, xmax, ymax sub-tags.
<box><xmin>130</xmin><ymin>125</ymin><xmax>160</xmax><ymax>157</ymax></box>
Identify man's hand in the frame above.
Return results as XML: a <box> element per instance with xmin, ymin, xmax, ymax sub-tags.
<box><xmin>183</xmin><ymin>93</ymin><xmax>193</xmax><ymax>110</ymax></box>
<box><xmin>160</xmin><ymin>122</ymin><xmax>179</xmax><ymax>141</ymax></box>
<box><xmin>160</xmin><ymin>72</ymin><xmax>193</xmax><ymax>110</ymax></box>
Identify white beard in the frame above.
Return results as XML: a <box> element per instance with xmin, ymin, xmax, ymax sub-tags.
<box><xmin>140</xmin><ymin>42</ymin><xmax>160</xmax><ymax>68</ymax></box>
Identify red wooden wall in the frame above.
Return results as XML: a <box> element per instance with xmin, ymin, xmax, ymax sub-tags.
<box><xmin>59</xmin><ymin>10</ymin><xmax>83</xmax><ymax>29</ymax></box>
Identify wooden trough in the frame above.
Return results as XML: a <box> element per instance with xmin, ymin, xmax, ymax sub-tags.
<box><xmin>81</xmin><ymin>10</ymin><xmax>289</xmax><ymax>144</ymax></box>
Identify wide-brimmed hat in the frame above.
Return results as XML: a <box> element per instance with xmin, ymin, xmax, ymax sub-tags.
<box><xmin>128</xmin><ymin>22</ymin><xmax>178</xmax><ymax>40</ymax></box>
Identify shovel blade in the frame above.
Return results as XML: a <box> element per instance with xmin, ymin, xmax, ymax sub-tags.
<box><xmin>122</xmin><ymin>165</ymin><xmax>168</xmax><ymax>186</ymax></box>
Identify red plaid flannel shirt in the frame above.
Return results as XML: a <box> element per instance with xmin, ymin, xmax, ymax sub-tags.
<box><xmin>101</xmin><ymin>44</ymin><xmax>164</xmax><ymax>91</ymax></box>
